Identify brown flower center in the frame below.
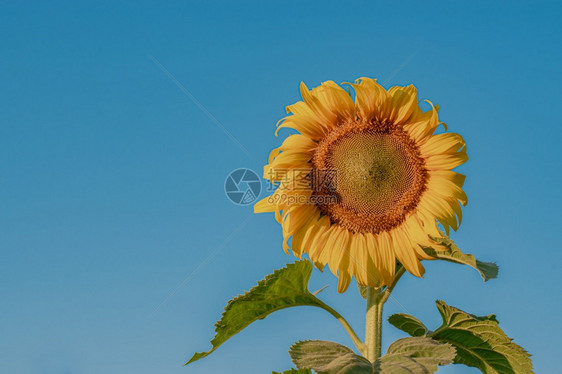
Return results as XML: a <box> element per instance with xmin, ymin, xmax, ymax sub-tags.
<box><xmin>312</xmin><ymin>120</ymin><xmax>427</xmax><ymax>234</ymax></box>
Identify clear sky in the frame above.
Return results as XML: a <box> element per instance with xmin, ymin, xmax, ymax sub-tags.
<box><xmin>1</xmin><ymin>1</ymin><xmax>560</xmax><ymax>373</ymax></box>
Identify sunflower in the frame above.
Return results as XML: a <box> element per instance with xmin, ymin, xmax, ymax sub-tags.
<box><xmin>255</xmin><ymin>78</ymin><xmax>467</xmax><ymax>292</ymax></box>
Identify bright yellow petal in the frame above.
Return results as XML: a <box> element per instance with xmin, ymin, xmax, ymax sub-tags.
<box><xmin>401</xmin><ymin>216</ymin><xmax>434</xmax><ymax>260</ymax></box>
<box><xmin>375</xmin><ymin>231</ymin><xmax>397</xmax><ymax>283</ymax></box>
<box><xmin>418</xmin><ymin>192</ymin><xmax>458</xmax><ymax>233</ymax></box>
<box><xmin>358</xmin><ymin>233</ymin><xmax>384</xmax><ymax>287</ymax></box>
<box><xmin>309</xmin><ymin>224</ymin><xmax>336</xmax><ymax>269</ymax></box>
<box><xmin>291</xmin><ymin>211</ymin><xmax>323</xmax><ymax>257</ymax></box>
<box><xmin>315</xmin><ymin>81</ymin><xmax>355</xmax><ymax>120</ymax></box>
<box><xmin>403</xmin><ymin>101</ymin><xmax>441</xmax><ymax>142</ymax></box>
<box><xmin>254</xmin><ymin>196</ymin><xmax>276</xmax><ymax>213</ymax></box>
<box><xmin>427</xmin><ymin>173</ymin><xmax>468</xmax><ymax>206</ymax></box>
<box><xmin>349</xmin><ymin>77</ymin><xmax>390</xmax><ymax>122</ymax></box>
<box><xmin>282</xmin><ymin>204</ymin><xmax>319</xmax><ymax>236</ymax></box>
<box><xmin>388</xmin><ymin>85</ymin><xmax>418</xmax><ymax>125</ymax></box>
<box><xmin>420</xmin><ymin>132</ymin><xmax>465</xmax><ymax>156</ymax></box>
<box><xmin>425</xmin><ymin>149</ymin><xmax>468</xmax><ymax>170</ymax></box>
<box><xmin>333</xmin><ymin>228</ymin><xmax>352</xmax><ymax>293</ymax></box>
<box><xmin>430</xmin><ymin>170</ymin><xmax>466</xmax><ymax>188</ymax></box>
<box><xmin>391</xmin><ymin>226</ymin><xmax>425</xmax><ymax>277</ymax></box>
<box><xmin>268</xmin><ymin>134</ymin><xmax>317</xmax><ymax>164</ymax></box>
<box><xmin>325</xmin><ymin>227</ymin><xmax>347</xmax><ymax>276</ymax></box>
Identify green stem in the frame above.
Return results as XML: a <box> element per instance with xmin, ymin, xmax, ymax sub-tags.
<box><xmin>364</xmin><ymin>266</ymin><xmax>407</xmax><ymax>364</ymax></box>
<box><xmin>365</xmin><ymin>287</ymin><xmax>383</xmax><ymax>362</ymax></box>
<box><xmin>316</xmin><ymin>299</ymin><xmax>366</xmax><ymax>355</ymax></box>
<box><xmin>380</xmin><ymin>266</ymin><xmax>406</xmax><ymax>305</ymax></box>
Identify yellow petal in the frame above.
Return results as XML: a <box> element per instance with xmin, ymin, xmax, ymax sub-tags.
<box><xmin>427</xmin><ymin>173</ymin><xmax>468</xmax><ymax>205</ymax></box>
<box><xmin>401</xmin><ymin>216</ymin><xmax>434</xmax><ymax>260</ymax></box>
<box><xmin>315</xmin><ymin>81</ymin><xmax>355</xmax><ymax>120</ymax></box>
<box><xmin>388</xmin><ymin>85</ymin><xmax>418</xmax><ymax>125</ymax></box>
<box><xmin>276</xmin><ymin>111</ymin><xmax>327</xmax><ymax>141</ymax></box>
<box><xmin>282</xmin><ymin>204</ymin><xmax>320</xmax><ymax>239</ymax></box>
<box><xmin>404</xmin><ymin>101</ymin><xmax>440</xmax><ymax>142</ymax></box>
<box><xmin>429</xmin><ymin>170</ymin><xmax>466</xmax><ymax>188</ymax></box>
<box><xmin>267</xmin><ymin>152</ymin><xmax>312</xmax><ymax>174</ymax></box>
<box><xmin>254</xmin><ymin>196</ymin><xmax>276</xmax><ymax>213</ymax></box>
<box><xmin>420</xmin><ymin>132</ymin><xmax>465</xmax><ymax>156</ymax></box>
<box><xmin>418</xmin><ymin>192</ymin><xmax>458</xmax><ymax>233</ymax></box>
<box><xmin>375</xmin><ymin>231</ymin><xmax>397</xmax><ymax>284</ymax></box>
<box><xmin>325</xmin><ymin>227</ymin><xmax>347</xmax><ymax>276</ymax></box>
<box><xmin>349</xmin><ymin>234</ymin><xmax>366</xmax><ymax>286</ymax></box>
<box><xmin>425</xmin><ymin>149</ymin><xmax>468</xmax><ymax>170</ymax></box>
<box><xmin>349</xmin><ymin>78</ymin><xmax>390</xmax><ymax>122</ymax></box>
<box><xmin>335</xmin><ymin>229</ymin><xmax>353</xmax><ymax>293</ymax></box>
<box><xmin>391</xmin><ymin>226</ymin><xmax>425</xmax><ymax>277</ymax></box>
<box><xmin>268</xmin><ymin>134</ymin><xmax>317</xmax><ymax>164</ymax></box>
<box><xmin>308</xmin><ymin>220</ymin><xmax>333</xmax><ymax>268</ymax></box>
<box><xmin>357</xmin><ymin>233</ymin><xmax>383</xmax><ymax>287</ymax></box>
<box><xmin>291</xmin><ymin>211</ymin><xmax>323</xmax><ymax>257</ymax></box>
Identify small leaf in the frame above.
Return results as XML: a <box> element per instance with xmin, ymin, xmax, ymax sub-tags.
<box><xmin>313</xmin><ymin>284</ymin><xmax>330</xmax><ymax>296</ymax></box>
<box><xmin>388</xmin><ymin>314</ymin><xmax>428</xmax><ymax>337</ymax></box>
<box><xmin>422</xmin><ymin>235</ymin><xmax>498</xmax><ymax>281</ymax></box>
<box><xmin>187</xmin><ymin>261</ymin><xmax>333</xmax><ymax>364</ymax></box>
<box><xmin>290</xmin><ymin>340</ymin><xmax>372</xmax><ymax>374</ymax></box>
<box><xmin>357</xmin><ymin>284</ymin><xmax>368</xmax><ymax>299</ymax></box>
<box><xmin>379</xmin><ymin>337</ymin><xmax>455</xmax><ymax>373</ymax></box>
<box><xmin>390</xmin><ymin>301</ymin><xmax>533</xmax><ymax>373</ymax></box>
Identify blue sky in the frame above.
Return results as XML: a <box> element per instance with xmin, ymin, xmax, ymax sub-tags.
<box><xmin>1</xmin><ymin>1</ymin><xmax>560</xmax><ymax>373</ymax></box>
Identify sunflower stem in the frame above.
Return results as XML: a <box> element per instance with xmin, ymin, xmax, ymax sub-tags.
<box><xmin>315</xmin><ymin>298</ymin><xmax>366</xmax><ymax>355</ymax></box>
<box><xmin>364</xmin><ymin>266</ymin><xmax>407</xmax><ymax>366</ymax></box>
<box><xmin>365</xmin><ymin>287</ymin><xmax>383</xmax><ymax>364</ymax></box>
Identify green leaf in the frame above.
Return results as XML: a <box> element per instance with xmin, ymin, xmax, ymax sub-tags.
<box><xmin>289</xmin><ymin>340</ymin><xmax>372</xmax><ymax>374</ymax></box>
<box><xmin>187</xmin><ymin>260</ymin><xmax>336</xmax><ymax>365</ymax></box>
<box><xmin>290</xmin><ymin>338</ymin><xmax>454</xmax><ymax>374</ymax></box>
<box><xmin>390</xmin><ymin>301</ymin><xmax>533</xmax><ymax>373</ymax></box>
<box><xmin>272</xmin><ymin>369</ymin><xmax>313</xmax><ymax>374</ymax></box>
<box><xmin>422</xmin><ymin>235</ymin><xmax>498</xmax><ymax>281</ymax></box>
<box><xmin>379</xmin><ymin>337</ymin><xmax>455</xmax><ymax>373</ymax></box>
<box><xmin>387</xmin><ymin>314</ymin><xmax>428</xmax><ymax>337</ymax></box>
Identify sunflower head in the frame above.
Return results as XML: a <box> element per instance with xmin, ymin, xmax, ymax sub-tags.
<box><xmin>255</xmin><ymin>78</ymin><xmax>467</xmax><ymax>292</ymax></box>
